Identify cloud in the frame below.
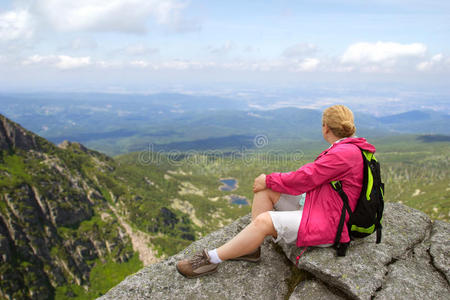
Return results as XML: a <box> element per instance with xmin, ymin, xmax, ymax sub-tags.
<box><xmin>296</xmin><ymin>58</ymin><xmax>320</xmax><ymax>72</ymax></box>
<box><xmin>124</xmin><ymin>44</ymin><xmax>159</xmax><ymax>56</ymax></box>
<box><xmin>283</xmin><ymin>43</ymin><xmax>318</xmax><ymax>58</ymax></box>
<box><xmin>31</xmin><ymin>0</ymin><xmax>198</xmax><ymax>33</ymax></box>
<box><xmin>67</xmin><ymin>37</ymin><xmax>98</xmax><ymax>50</ymax></box>
<box><xmin>416</xmin><ymin>54</ymin><xmax>444</xmax><ymax>71</ymax></box>
<box><xmin>208</xmin><ymin>41</ymin><xmax>235</xmax><ymax>55</ymax></box>
<box><xmin>0</xmin><ymin>9</ymin><xmax>33</xmax><ymax>41</ymax></box>
<box><xmin>130</xmin><ymin>60</ymin><xmax>151</xmax><ymax>68</ymax></box>
<box><xmin>23</xmin><ymin>54</ymin><xmax>91</xmax><ymax>69</ymax></box>
<box><xmin>341</xmin><ymin>42</ymin><xmax>426</xmax><ymax>64</ymax></box>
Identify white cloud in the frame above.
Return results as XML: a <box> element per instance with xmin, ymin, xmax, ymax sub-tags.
<box><xmin>296</xmin><ymin>58</ymin><xmax>320</xmax><ymax>72</ymax></box>
<box><xmin>32</xmin><ymin>0</ymin><xmax>197</xmax><ymax>33</ymax></box>
<box><xmin>23</xmin><ymin>54</ymin><xmax>91</xmax><ymax>69</ymax></box>
<box><xmin>0</xmin><ymin>9</ymin><xmax>33</xmax><ymax>41</ymax></box>
<box><xmin>341</xmin><ymin>42</ymin><xmax>427</xmax><ymax>64</ymax></box>
<box><xmin>56</xmin><ymin>55</ymin><xmax>91</xmax><ymax>69</ymax></box>
<box><xmin>417</xmin><ymin>53</ymin><xmax>444</xmax><ymax>71</ymax></box>
<box><xmin>130</xmin><ymin>60</ymin><xmax>150</xmax><ymax>68</ymax></box>
<box><xmin>283</xmin><ymin>43</ymin><xmax>318</xmax><ymax>58</ymax></box>
<box><xmin>125</xmin><ymin>44</ymin><xmax>159</xmax><ymax>56</ymax></box>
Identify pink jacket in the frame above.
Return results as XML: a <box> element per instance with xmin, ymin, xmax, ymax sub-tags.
<box><xmin>265</xmin><ymin>137</ymin><xmax>376</xmax><ymax>247</ymax></box>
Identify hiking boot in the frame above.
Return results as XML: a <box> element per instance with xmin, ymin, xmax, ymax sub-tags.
<box><xmin>176</xmin><ymin>249</ymin><xmax>219</xmax><ymax>278</ymax></box>
<box><xmin>229</xmin><ymin>247</ymin><xmax>261</xmax><ymax>263</ymax></box>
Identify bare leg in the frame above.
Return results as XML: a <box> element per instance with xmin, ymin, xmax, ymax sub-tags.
<box><xmin>251</xmin><ymin>189</ymin><xmax>281</xmax><ymax>220</ymax></box>
<box><xmin>216</xmin><ymin>211</ymin><xmax>276</xmax><ymax>260</ymax></box>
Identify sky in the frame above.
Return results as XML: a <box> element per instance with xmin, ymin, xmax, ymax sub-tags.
<box><xmin>0</xmin><ymin>0</ymin><xmax>449</xmax><ymax>95</ymax></box>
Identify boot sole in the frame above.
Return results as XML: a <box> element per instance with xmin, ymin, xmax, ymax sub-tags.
<box><xmin>176</xmin><ymin>264</ymin><xmax>219</xmax><ymax>279</ymax></box>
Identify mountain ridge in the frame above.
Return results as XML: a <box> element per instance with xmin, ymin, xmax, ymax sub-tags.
<box><xmin>0</xmin><ymin>113</ymin><xmax>141</xmax><ymax>299</ymax></box>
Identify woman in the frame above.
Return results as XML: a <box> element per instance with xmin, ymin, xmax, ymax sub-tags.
<box><xmin>176</xmin><ymin>104</ymin><xmax>376</xmax><ymax>278</ymax></box>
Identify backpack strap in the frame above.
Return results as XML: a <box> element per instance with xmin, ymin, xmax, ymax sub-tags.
<box><xmin>369</xmin><ymin>158</ymin><xmax>384</xmax><ymax>244</ymax></box>
<box><xmin>330</xmin><ymin>181</ymin><xmax>353</xmax><ymax>256</ymax></box>
<box><xmin>375</xmin><ymin>183</ymin><xmax>384</xmax><ymax>244</ymax></box>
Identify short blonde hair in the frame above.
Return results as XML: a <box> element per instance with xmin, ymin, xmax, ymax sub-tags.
<box><xmin>322</xmin><ymin>105</ymin><xmax>356</xmax><ymax>138</ymax></box>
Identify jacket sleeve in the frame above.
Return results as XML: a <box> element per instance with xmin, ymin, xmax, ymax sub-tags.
<box><xmin>265</xmin><ymin>150</ymin><xmax>351</xmax><ymax>195</ymax></box>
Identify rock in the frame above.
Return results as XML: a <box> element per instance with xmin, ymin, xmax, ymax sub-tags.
<box><xmin>100</xmin><ymin>202</ymin><xmax>450</xmax><ymax>300</ymax></box>
<box><xmin>98</xmin><ymin>214</ymin><xmax>295</xmax><ymax>300</ymax></box>
<box><xmin>48</xmin><ymin>194</ymin><xmax>93</xmax><ymax>227</ymax></box>
<box><xmin>429</xmin><ymin>220</ymin><xmax>450</xmax><ymax>283</ymax></box>
<box><xmin>289</xmin><ymin>279</ymin><xmax>346</xmax><ymax>300</ymax></box>
<box><xmin>373</xmin><ymin>240</ymin><xmax>450</xmax><ymax>300</ymax></box>
<box><xmin>280</xmin><ymin>202</ymin><xmax>432</xmax><ymax>300</ymax></box>
<box><xmin>0</xmin><ymin>114</ymin><xmax>41</xmax><ymax>151</ymax></box>
<box><xmin>58</xmin><ymin>140</ymin><xmax>88</xmax><ymax>153</ymax></box>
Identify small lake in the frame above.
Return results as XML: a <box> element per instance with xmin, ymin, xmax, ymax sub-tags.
<box><xmin>219</xmin><ymin>178</ymin><xmax>249</xmax><ymax>206</ymax></box>
<box><xmin>230</xmin><ymin>195</ymin><xmax>249</xmax><ymax>206</ymax></box>
<box><xmin>219</xmin><ymin>178</ymin><xmax>238</xmax><ymax>191</ymax></box>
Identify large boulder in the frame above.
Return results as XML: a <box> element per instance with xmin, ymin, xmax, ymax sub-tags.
<box><xmin>99</xmin><ymin>203</ymin><xmax>450</xmax><ymax>300</ymax></box>
<box><xmin>98</xmin><ymin>214</ymin><xmax>295</xmax><ymax>300</ymax></box>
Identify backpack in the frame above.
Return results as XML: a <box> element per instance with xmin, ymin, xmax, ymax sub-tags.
<box><xmin>330</xmin><ymin>148</ymin><xmax>385</xmax><ymax>256</ymax></box>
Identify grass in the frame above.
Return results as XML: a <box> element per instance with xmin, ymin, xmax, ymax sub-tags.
<box><xmin>54</xmin><ymin>253</ymin><xmax>142</xmax><ymax>300</ymax></box>
<box><xmin>0</xmin><ymin>152</ymin><xmax>32</xmax><ymax>188</ymax></box>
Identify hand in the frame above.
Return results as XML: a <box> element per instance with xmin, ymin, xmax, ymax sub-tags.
<box><xmin>253</xmin><ymin>173</ymin><xmax>267</xmax><ymax>193</ymax></box>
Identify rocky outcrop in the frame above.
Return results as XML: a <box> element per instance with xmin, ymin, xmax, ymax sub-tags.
<box><xmin>99</xmin><ymin>214</ymin><xmax>294</xmax><ymax>300</ymax></box>
<box><xmin>0</xmin><ymin>114</ymin><xmax>42</xmax><ymax>151</ymax></box>
<box><xmin>100</xmin><ymin>203</ymin><xmax>450</xmax><ymax>300</ymax></box>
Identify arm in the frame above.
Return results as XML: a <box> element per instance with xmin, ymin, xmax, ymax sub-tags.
<box><xmin>265</xmin><ymin>151</ymin><xmax>350</xmax><ymax>195</ymax></box>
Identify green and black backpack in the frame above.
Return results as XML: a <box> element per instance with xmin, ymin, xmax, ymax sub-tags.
<box><xmin>330</xmin><ymin>148</ymin><xmax>385</xmax><ymax>256</ymax></box>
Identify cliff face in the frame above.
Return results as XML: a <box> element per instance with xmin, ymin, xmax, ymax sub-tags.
<box><xmin>0</xmin><ymin>115</ymin><xmax>42</xmax><ymax>151</ymax></box>
<box><xmin>0</xmin><ymin>114</ymin><xmax>134</xmax><ymax>299</ymax></box>
<box><xmin>100</xmin><ymin>203</ymin><xmax>450</xmax><ymax>300</ymax></box>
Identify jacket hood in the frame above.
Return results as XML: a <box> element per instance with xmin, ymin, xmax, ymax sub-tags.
<box><xmin>333</xmin><ymin>137</ymin><xmax>376</xmax><ymax>153</ymax></box>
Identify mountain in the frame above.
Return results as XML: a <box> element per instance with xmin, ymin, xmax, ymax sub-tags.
<box><xmin>376</xmin><ymin>110</ymin><xmax>450</xmax><ymax>134</ymax></box>
<box><xmin>0</xmin><ymin>113</ymin><xmax>249</xmax><ymax>299</ymax></box>
<box><xmin>0</xmin><ymin>114</ymin><xmax>143</xmax><ymax>299</ymax></box>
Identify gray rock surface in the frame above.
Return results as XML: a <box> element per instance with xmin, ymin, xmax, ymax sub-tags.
<box><xmin>98</xmin><ymin>214</ymin><xmax>295</xmax><ymax>300</ymax></box>
<box><xmin>280</xmin><ymin>202</ymin><xmax>434</xmax><ymax>300</ymax></box>
<box><xmin>373</xmin><ymin>239</ymin><xmax>450</xmax><ymax>299</ymax></box>
<box><xmin>100</xmin><ymin>203</ymin><xmax>450</xmax><ymax>300</ymax></box>
<box><xmin>289</xmin><ymin>279</ymin><xmax>346</xmax><ymax>300</ymax></box>
<box><xmin>429</xmin><ymin>220</ymin><xmax>450</xmax><ymax>283</ymax></box>
<box><xmin>0</xmin><ymin>114</ymin><xmax>41</xmax><ymax>151</ymax></box>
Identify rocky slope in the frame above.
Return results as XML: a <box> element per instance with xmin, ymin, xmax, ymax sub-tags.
<box><xmin>0</xmin><ymin>114</ymin><xmax>136</xmax><ymax>299</ymax></box>
<box><xmin>100</xmin><ymin>203</ymin><xmax>450</xmax><ymax>300</ymax></box>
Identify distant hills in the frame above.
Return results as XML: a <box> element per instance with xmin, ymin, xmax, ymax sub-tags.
<box><xmin>0</xmin><ymin>93</ymin><xmax>448</xmax><ymax>155</ymax></box>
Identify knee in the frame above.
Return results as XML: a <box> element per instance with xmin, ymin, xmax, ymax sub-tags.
<box><xmin>252</xmin><ymin>212</ymin><xmax>274</xmax><ymax>234</ymax></box>
<box><xmin>254</xmin><ymin>189</ymin><xmax>280</xmax><ymax>205</ymax></box>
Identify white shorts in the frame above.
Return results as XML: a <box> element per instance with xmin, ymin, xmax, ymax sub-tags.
<box><xmin>268</xmin><ymin>194</ymin><xmax>304</xmax><ymax>244</ymax></box>
<box><xmin>268</xmin><ymin>194</ymin><xmax>333</xmax><ymax>247</ymax></box>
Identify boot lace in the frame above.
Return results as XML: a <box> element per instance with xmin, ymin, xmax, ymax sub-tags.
<box><xmin>190</xmin><ymin>251</ymin><xmax>208</xmax><ymax>270</ymax></box>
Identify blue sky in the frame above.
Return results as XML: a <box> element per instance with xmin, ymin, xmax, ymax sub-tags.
<box><xmin>0</xmin><ymin>0</ymin><xmax>449</xmax><ymax>95</ymax></box>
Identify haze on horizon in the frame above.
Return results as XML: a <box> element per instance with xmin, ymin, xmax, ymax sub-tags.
<box><xmin>0</xmin><ymin>0</ymin><xmax>449</xmax><ymax>112</ymax></box>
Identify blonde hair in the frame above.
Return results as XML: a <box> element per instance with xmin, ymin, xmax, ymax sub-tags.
<box><xmin>322</xmin><ymin>105</ymin><xmax>356</xmax><ymax>138</ymax></box>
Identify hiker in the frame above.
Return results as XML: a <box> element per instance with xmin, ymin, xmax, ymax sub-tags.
<box><xmin>176</xmin><ymin>104</ymin><xmax>377</xmax><ymax>278</ymax></box>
